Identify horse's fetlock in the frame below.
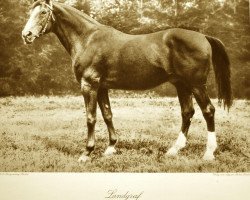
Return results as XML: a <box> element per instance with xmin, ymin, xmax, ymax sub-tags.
<box><xmin>110</xmin><ymin>137</ymin><xmax>117</xmax><ymax>146</ymax></box>
<box><xmin>86</xmin><ymin>145</ymin><xmax>95</xmax><ymax>153</ymax></box>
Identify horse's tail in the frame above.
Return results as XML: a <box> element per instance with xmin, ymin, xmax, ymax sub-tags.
<box><xmin>205</xmin><ymin>35</ymin><xmax>232</xmax><ymax>110</ymax></box>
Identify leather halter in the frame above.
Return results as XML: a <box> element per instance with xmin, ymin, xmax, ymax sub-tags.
<box><xmin>40</xmin><ymin>1</ymin><xmax>55</xmax><ymax>35</ymax></box>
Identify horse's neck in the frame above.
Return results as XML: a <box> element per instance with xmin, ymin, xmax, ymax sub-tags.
<box><xmin>52</xmin><ymin>3</ymin><xmax>100</xmax><ymax>56</ymax></box>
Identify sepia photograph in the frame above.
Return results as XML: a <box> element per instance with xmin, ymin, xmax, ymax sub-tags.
<box><xmin>0</xmin><ymin>0</ymin><xmax>249</xmax><ymax>199</ymax></box>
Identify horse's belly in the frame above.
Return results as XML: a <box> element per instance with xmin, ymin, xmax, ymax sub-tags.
<box><xmin>101</xmin><ymin>66</ymin><xmax>168</xmax><ymax>90</ymax></box>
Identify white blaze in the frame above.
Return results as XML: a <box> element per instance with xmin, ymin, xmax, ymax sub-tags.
<box><xmin>22</xmin><ymin>6</ymin><xmax>41</xmax><ymax>35</ymax></box>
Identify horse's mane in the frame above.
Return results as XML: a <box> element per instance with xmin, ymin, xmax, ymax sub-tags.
<box><xmin>54</xmin><ymin>2</ymin><xmax>100</xmax><ymax>26</ymax></box>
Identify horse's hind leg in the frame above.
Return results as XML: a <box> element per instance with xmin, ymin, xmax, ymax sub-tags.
<box><xmin>192</xmin><ymin>86</ymin><xmax>217</xmax><ymax>160</ymax></box>
<box><xmin>97</xmin><ymin>88</ymin><xmax>118</xmax><ymax>156</ymax></box>
<box><xmin>167</xmin><ymin>82</ymin><xmax>195</xmax><ymax>156</ymax></box>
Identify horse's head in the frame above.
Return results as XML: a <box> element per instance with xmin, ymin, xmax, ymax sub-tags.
<box><xmin>22</xmin><ymin>0</ymin><xmax>55</xmax><ymax>44</ymax></box>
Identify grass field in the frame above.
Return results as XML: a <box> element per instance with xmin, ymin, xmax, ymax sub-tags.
<box><xmin>0</xmin><ymin>96</ymin><xmax>249</xmax><ymax>172</ymax></box>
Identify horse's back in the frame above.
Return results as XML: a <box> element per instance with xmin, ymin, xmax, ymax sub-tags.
<box><xmin>97</xmin><ymin>27</ymin><xmax>212</xmax><ymax>89</ymax></box>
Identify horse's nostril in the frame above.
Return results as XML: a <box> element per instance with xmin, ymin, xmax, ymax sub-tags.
<box><xmin>22</xmin><ymin>30</ymin><xmax>34</xmax><ymax>44</ymax></box>
<box><xmin>27</xmin><ymin>31</ymin><xmax>32</xmax><ymax>37</ymax></box>
<box><xmin>22</xmin><ymin>30</ymin><xmax>32</xmax><ymax>38</ymax></box>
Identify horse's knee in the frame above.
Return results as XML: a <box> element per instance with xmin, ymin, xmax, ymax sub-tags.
<box><xmin>202</xmin><ymin>104</ymin><xmax>215</xmax><ymax>131</ymax></box>
<box><xmin>182</xmin><ymin>108</ymin><xmax>195</xmax><ymax>120</ymax></box>
<box><xmin>87</xmin><ymin>114</ymin><xmax>96</xmax><ymax>126</ymax></box>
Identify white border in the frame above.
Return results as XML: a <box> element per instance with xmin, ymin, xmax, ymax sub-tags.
<box><xmin>0</xmin><ymin>173</ymin><xmax>250</xmax><ymax>200</ymax></box>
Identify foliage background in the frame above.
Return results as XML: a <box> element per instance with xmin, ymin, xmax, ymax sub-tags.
<box><xmin>0</xmin><ymin>0</ymin><xmax>249</xmax><ymax>98</ymax></box>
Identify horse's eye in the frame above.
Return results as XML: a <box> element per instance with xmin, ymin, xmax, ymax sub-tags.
<box><xmin>41</xmin><ymin>10</ymin><xmax>47</xmax><ymax>15</ymax></box>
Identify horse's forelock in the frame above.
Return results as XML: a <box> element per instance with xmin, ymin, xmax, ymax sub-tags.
<box><xmin>29</xmin><ymin>0</ymin><xmax>46</xmax><ymax>10</ymax></box>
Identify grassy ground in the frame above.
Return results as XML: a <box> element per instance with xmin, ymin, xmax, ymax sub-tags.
<box><xmin>0</xmin><ymin>96</ymin><xmax>249</xmax><ymax>172</ymax></box>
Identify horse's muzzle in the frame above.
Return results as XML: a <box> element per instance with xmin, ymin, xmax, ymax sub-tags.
<box><xmin>22</xmin><ymin>30</ymin><xmax>36</xmax><ymax>44</ymax></box>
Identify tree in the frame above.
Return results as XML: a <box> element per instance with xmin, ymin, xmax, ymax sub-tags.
<box><xmin>0</xmin><ymin>0</ymin><xmax>249</xmax><ymax>98</ymax></box>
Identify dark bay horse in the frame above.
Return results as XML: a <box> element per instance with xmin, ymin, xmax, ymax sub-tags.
<box><xmin>22</xmin><ymin>0</ymin><xmax>232</xmax><ymax>162</ymax></box>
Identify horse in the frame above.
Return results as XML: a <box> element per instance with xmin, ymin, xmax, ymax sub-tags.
<box><xmin>22</xmin><ymin>0</ymin><xmax>232</xmax><ymax>162</ymax></box>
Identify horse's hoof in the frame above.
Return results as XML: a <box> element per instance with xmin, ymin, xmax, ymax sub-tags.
<box><xmin>166</xmin><ymin>147</ymin><xmax>178</xmax><ymax>157</ymax></box>
<box><xmin>103</xmin><ymin>146</ymin><xmax>116</xmax><ymax>156</ymax></box>
<box><xmin>78</xmin><ymin>155</ymin><xmax>91</xmax><ymax>163</ymax></box>
<box><xmin>203</xmin><ymin>152</ymin><xmax>215</xmax><ymax>161</ymax></box>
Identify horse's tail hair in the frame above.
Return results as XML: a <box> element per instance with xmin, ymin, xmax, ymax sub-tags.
<box><xmin>205</xmin><ymin>35</ymin><xmax>232</xmax><ymax>110</ymax></box>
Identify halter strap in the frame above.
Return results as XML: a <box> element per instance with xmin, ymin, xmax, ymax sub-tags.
<box><xmin>40</xmin><ymin>2</ymin><xmax>55</xmax><ymax>35</ymax></box>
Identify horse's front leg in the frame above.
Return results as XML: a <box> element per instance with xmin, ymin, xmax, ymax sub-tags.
<box><xmin>97</xmin><ymin>88</ymin><xmax>118</xmax><ymax>156</ymax></box>
<box><xmin>78</xmin><ymin>77</ymin><xmax>99</xmax><ymax>163</ymax></box>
